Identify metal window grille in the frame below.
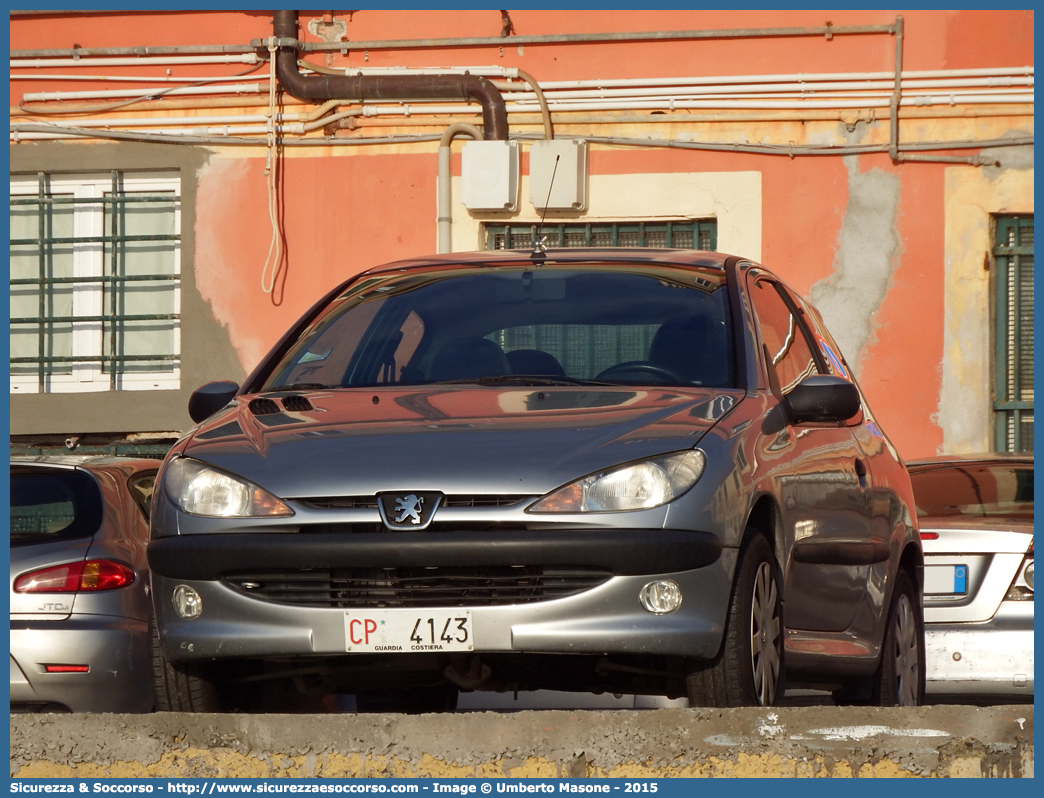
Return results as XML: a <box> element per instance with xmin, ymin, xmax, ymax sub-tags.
<box><xmin>993</xmin><ymin>215</ymin><xmax>1033</xmax><ymax>452</ymax></box>
<box><xmin>484</xmin><ymin>220</ymin><xmax>717</xmax><ymax>252</ymax></box>
<box><xmin>10</xmin><ymin>171</ymin><xmax>181</xmax><ymax>393</ymax></box>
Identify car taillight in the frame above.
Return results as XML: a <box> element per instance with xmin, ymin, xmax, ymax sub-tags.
<box><xmin>14</xmin><ymin>560</ymin><xmax>136</xmax><ymax>593</ymax></box>
<box><xmin>919</xmin><ymin>532</ymin><xmax>939</xmax><ymax>540</ymax></box>
<box><xmin>44</xmin><ymin>665</ymin><xmax>90</xmax><ymax>673</ymax></box>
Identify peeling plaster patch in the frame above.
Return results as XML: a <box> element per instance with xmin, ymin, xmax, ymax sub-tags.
<box><xmin>981</xmin><ymin>142</ymin><xmax>1033</xmax><ymax>178</ymax></box>
<box><xmin>194</xmin><ymin>156</ymin><xmax>271</xmax><ymax>373</ymax></box>
<box><xmin>809</xmin><ymin>155</ymin><xmax>901</xmax><ymax>377</ymax></box>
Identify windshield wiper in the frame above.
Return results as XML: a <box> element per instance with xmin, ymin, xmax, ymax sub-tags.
<box><xmin>430</xmin><ymin>375</ymin><xmax>615</xmax><ymax>387</ymax></box>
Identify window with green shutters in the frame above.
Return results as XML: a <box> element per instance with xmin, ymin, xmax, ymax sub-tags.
<box><xmin>994</xmin><ymin>215</ymin><xmax>1033</xmax><ymax>452</ymax></box>
<box><xmin>484</xmin><ymin>219</ymin><xmax>717</xmax><ymax>251</ymax></box>
<box><xmin>10</xmin><ymin>171</ymin><xmax>181</xmax><ymax>394</ymax></box>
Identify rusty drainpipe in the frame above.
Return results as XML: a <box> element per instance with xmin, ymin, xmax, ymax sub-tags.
<box><xmin>271</xmin><ymin>11</ymin><xmax>508</xmax><ymax>140</ymax></box>
<box><xmin>888</xmin><ymin>15</ymin><xmax>904</xmax><ymax>163</ymax></box>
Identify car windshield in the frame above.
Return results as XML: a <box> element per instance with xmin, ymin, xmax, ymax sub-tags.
<box><xmin>9</xmin><ymin>468</ymin><xmax>104</xmax><ymax>545</ymax></box>
<box><xmin>263</xmin><ymin>264</ymin><xmax>733</xmax><ymax>391</ymax></box>
<box><xmin>909</xmin><ymin>463</ymin><xmax>1034</xmax><ymax>519</ymax></box>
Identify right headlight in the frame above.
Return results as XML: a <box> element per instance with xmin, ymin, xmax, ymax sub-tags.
<box><xmin>528</xmin><ymin>450</ymin><xmax>706</xmax><ymax>514</ymax></box>
<box><xmin>164</xmin><ymin>457</ymin><xmax>293</xmax><ymax>518</ymax></box>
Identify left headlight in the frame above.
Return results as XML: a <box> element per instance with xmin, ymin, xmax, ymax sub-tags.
<box><xmin>164</xmin><ymin>457</ymin><xmax>294</xmax><ymax>518</ymax></box>
<box><xmin>528</xmin><ymin>450</ymin><xmax>706</xmax><ymax>513</ymax></box>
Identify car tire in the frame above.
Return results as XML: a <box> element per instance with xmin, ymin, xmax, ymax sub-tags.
<box><xmin>871</xmin><ymin>569</ymin><xmax>925</xmax><ymax>706</ymax></box>
<box><xmin>150</xmin><ymin>614</ymin><xmax>223</xmax><ymax>712</ymax></box>
<box><xmin>686</xmin><ymin>530</ymin><xmax>783</xmax><ymax>707</ymax></box>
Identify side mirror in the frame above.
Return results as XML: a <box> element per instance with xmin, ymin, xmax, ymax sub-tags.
<box><xmin>786</xmin><ymin>375</ymin><xmax>861</xmax><ymax>424</ymax></box>
<box><xmin>188</xmin><ymin>381</ymin><xmax>240</xmax><ymax>423</ymax></box>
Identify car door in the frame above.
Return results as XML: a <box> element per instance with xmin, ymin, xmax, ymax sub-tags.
<box><xmin>746</xmin><ymin>274</ymin><xmax>876</xmax><ymax>632</ymax></box>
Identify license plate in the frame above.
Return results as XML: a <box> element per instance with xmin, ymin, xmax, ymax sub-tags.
<box><xmin>344</xmin><ymin>610</ymin><xmax>474</xmax><ymax>653</ymax></box>
<box><xmin>924</xmin><ymin>565</ymin><xmax>967</xmax><ymax>595</ymax></box>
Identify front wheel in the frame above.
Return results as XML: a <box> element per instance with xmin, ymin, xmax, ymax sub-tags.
<box><xmin>686</xmin><ymin>531</ymin><xmax>783</xmax><ymax>707</ymax></box>
<box><xmin>872</xmin><ymin>569</ymin><xmax>925</xmax><ymax>706</ymax></box>
<box><xmin>150</xmin><ymin>614</ymin><xmax>223</xmax><ymax>712</ymax></box>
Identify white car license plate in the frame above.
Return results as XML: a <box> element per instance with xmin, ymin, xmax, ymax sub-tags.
<box><xmin>344</xmin><ymin>610</ymin><xmax>474</xmax><ymax>653</ymax></box>
<box><xmin>924</xmin><ymin>564</ymin><xmax>967</xmax><ymax>595</ymax></box>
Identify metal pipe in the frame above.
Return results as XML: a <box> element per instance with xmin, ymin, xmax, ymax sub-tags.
<box><xmin>889</xmin><ymin>15</ymin><xmax>904</xmax><ymax>162</ymax></box>
<box><xmin>272</xmin><ymin>10</ymin><xmax>508</xmax><ymax>141</ymax></box>
<box><xmin>10</xmin><ymin>21</ymin><xmax>899</xmax><ymax>61</ymax></box>
<box><xmin>297</xmin><ymin>62</ymin><xmax>520</xmax><ymax>79</ymax></box>
<box><xmin>514</xmin><ymin>70</ymin><xmax>553</xmax><ymax>140</ymax></box>
<box><xmin>438</xmin><ymin>123</ymin><xmax>483</xmax><ymax>253</ymax></box>
<box><xmin>255</xmin><ymin>23</ymin><xmax>901</xmax><ymax>53</ymax></box>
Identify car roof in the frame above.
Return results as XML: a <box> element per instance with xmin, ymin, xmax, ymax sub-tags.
<box><xmin>907</xmin><ymin>453</ymin><xmax>1033</xmax><ymax>470</ymax></box>
<box><xmin>363</xmin><ymin>248</ymin><xmax>734</xmax><ymax>275</ymax></box>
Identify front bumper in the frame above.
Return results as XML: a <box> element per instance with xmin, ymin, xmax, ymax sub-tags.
<box><xmin>151</xmin><ymin>534</ymin><xmax>737</xmax><ymax>663</ymax></box>
<box><xmin>925</xmin><ymin>601</ymin><xmax>1034</xmax><ymax>695</ymax></box>
<box><xmin>10</xmin><ymin>615</ymin><xmax>153</xmax><ymax>713</ymax></box>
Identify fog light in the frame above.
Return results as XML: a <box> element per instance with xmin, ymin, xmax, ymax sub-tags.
<box><xmin>172</xmin><ymin>585</ymin><xmax>203</xmax><ymax>619</ymax></box>
<box><xmin>1024</xmin><ymin>560</ymin><xmax>1034</xmax><ymax>590</ymax></box>
<box><xmin>639</xmin><ymin>580</ymin><xmax>682</xmax><ymax>614</ymax></box>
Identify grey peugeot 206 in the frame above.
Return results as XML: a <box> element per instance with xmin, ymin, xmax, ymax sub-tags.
<box><xmin>148</xmin><ymin>248</ymin><xmax>924</xmax><ymax>712</ymax></box>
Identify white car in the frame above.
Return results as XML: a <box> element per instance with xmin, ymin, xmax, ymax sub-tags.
<box><xmin>908</xmin><ymin>455</ymin><xmax>1033</xmax><ymax>699</ymax></box>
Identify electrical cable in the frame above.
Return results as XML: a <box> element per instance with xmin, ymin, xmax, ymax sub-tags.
<box><xmin>261</xmin><ymin>38</ymin><xmax>282</xmax><ymax>295</ymax></box>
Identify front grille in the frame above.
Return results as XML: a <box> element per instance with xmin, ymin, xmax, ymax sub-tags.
<box><xmin>301</xmin><ymin>495</ymin><xmax>530</xmax><ymax>510</ymax></box>
<box><xmin>304</xmin><ymin>497</ymin><xmax>379</xmax><ymax>510</ymax></box>
<box><xmin>222</xmin><ymin>566</ymin><xmax>612</xmax><ymax>608</ymax></box>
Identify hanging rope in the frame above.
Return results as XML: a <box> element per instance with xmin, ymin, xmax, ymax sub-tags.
<box><xmin>261</xmin><ymin>37</ymin><xmax>283</xmax><ymax>294</ymax></box>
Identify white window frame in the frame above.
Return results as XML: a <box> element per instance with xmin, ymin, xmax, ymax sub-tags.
<box><xmin>10</xmin><ymin>172</ymin><xmax>181</xmax><ymax>394</ymax></box>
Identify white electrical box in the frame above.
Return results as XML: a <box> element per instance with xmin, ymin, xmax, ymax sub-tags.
<box><xmin>461</xmin><ymin>140</ymin><xmax>519</xmax><ymax>212</ymax></box>
<box><xmin>530</xmin><ymin>139</ymin><xmax>587</xmax><ymax>211</ymax></box>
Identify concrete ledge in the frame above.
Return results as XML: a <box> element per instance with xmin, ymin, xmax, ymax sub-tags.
<box><xmin>10</xmin><ymin>706</ymin><xmax>1033</xmax><ymax>779</ymax></box>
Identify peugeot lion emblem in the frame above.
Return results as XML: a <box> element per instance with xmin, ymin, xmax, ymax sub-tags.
<box><xmin>377</xmin><ymin>491</ymin><xmax>443</xmax><ymax>531</ymax></box>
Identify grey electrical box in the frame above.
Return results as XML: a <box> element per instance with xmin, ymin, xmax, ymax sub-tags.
<box><xmin>462</xmin><ymin>140</ymin><xmax>519</xmax><ymax>212</ymax></box>
<box><xmin>530</xmin><ymin>139</ymin><xmax>587</xmax><ymax>211</ymax></box>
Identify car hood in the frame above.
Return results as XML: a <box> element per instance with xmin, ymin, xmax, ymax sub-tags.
<box><xmin>181</xmin><ymin>386</ymin><xmax>742</xmax><ymax>498</ymax></box>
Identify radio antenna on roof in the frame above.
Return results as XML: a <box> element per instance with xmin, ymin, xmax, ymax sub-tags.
<box><xmin>532</xmin><ymin>154</ymin><xmax>560</xmax><ymax>257</ymax></box>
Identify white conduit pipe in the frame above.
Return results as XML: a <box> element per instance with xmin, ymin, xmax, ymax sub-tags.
<box><xmin>11</xmin><ymin>54</ymin><xmax>262</xmax><ymax>69</ymax></box>
<box><xmin>14</xmin><ymin>90</ymin><xmax>1033</xmax><ymax>138</ymax></box>
<box><xmin>20</xmin><ymin>78</ymin><xmax>1030</xmax><ymax>109</ymax></box>
<box><xmin>533</xmin><ymin>67</ymin><xmax>1033</xmax><ymax>90</ymax></box>
<box><xmin>17</xmin><ymin>67</ymin><xmax>1030</xmax><ymax>103</ymax></box>
<box><xmin>22</xmin><ymin>83</ymin><xmax>267</xmax><ymax>101</ymax></box>
<box><xmin>29</xmin><ymin>87</ymin><xmax>1028</xmax><ymax>129</ymax></box>
<box><xmin>498</xmin><ymin>88</ymin><xmax>1033</xmax><ymax>106</ymax></box>
<box><xmin>498</xmin><ymin>78</ymin><xmax>1034</xmax><ymax>102</ymax></box>
<box><xmin>13</xmin><ymin>74</ymin><xmax>277</xmax><ymax>83</ymax></box>
<box><xmin>18</xmin><ymin>69</ymin><xmax>1031</xmax><ymax>102</ymax></box>
<box><xmin>21</xmin><ymin>112</ymin><xmax>337</xmax><ymax>128</ymax></box>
